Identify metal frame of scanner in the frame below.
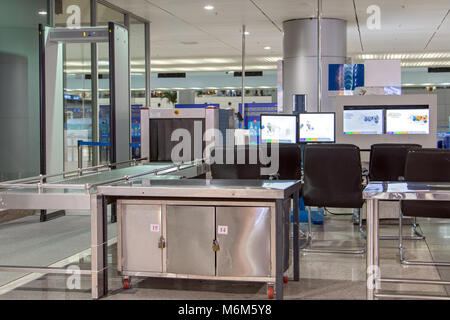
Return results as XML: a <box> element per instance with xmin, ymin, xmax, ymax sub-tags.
<box><xmin>140</xmin><ymin>106</ymin><xmax>219</xmax><ymax>162</ymax></box>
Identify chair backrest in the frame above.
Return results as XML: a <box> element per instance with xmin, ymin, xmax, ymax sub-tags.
<box><xmin>369</xmin><ymin>143</ymin><xmax>422</xmax><ymax>181</ymax></box>
<box><xmin>210</xmin><ymin>144</ymin><xmax>301</xmax><ymax>180</ymax></box>
<box><xmin>259</xmin><ymin>144</ymin><xmax>302</xmax><ymax>180</ymax></box>
<box><xmin>303</xmin><ymin>144</ymin><xmax>363</xmax><ymax>208</ymax></box>
<box><xmin>404</xmin><ymin>149</ymin><xmax>450</xmax><ymax>182</ymax></box>
<box><xmin>210</xmin><ymin>145</ymin><xmax>268</xmax><ymax>179</ymax></box>
<box><xmin>401</xmin><ymin>149</ymin><xmax>450</xmax><ymax>218</ymax></box>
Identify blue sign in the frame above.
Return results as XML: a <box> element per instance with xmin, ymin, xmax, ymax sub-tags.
<box><xmin>238</xmin><ymin>103</ymin><xmax>277</xmax><ymax>132</ymax></box>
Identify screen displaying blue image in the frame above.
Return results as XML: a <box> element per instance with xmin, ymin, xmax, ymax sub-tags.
<box><xmin>99</xmin><ymin>105</ymin><xmax>110</xmax><ymax>143</ymax></box>
<box><xmin>328</xmin><ymin>64</ymin><xmax>365</xmax><ymax>92</ymax></box>
<box><xmin>131</xmin><ymin>105</ymin><xmax>142</xmax><ymax>158</ymax></box>
<box><xmin>247</xmin><ymin>119</ymin><xmax>260</xmax><ymax>145</ymax></box>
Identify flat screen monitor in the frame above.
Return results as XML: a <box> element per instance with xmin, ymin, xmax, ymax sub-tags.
<box><xmin>299</xmin><ymin>112</ymin><xmax>335</xmax><ymax>143</ymax></box>
<box><xmin>343</xmin><ymin>107</ymin><xmax>384</xmax><ymax>135</ymax></box>
<box><xmin>386</xmin><ymin>107</ymin><xmax>430</xmax><ymax>135</ymax></box>
<box><xmin>260</xmin><ymin>114</ymin><xmax>298</xmax><ymax>144</ymax></box>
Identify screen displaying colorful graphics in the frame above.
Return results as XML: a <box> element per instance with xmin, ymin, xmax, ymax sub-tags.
<box><xmin>343</xmin><ymin>108</ymin><xmax>384</xmax><ymax>135</ymax></box>
<box><xmin>247</xmin><ymin>119</ymin><xmax>260</xmax><ymax>145</ymax></box>
<box><xmin>299</xmin><ymin>113</ymin><xmax>335</xmax><ymax>143</ymax></box>
<box><xmin>328</xmin><ymin>64</ymin><xmax>365</xmax><ymax>92</ymax></box>
<box><xmin>386</xmin><ymin>108</ymin><xmax>430</xmax><ymax>135</ymax></box>
<box><xmin>260</xmin><ymin>115</ymin><xmax>297</xmax><ymax>144</ymax></box>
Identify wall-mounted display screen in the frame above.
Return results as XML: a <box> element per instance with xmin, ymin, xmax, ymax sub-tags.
<box><xmin>343</xmin><ymin>108</ymin><xmax>384</xmax><ymax>135</ymax></box>
<box><xmin>260</xmin><ymin>115</ymin><xmax>298</xmax><ymax>144</ymax></box>
<box><xmin>299</xmin><ymin>113</ymin><xmax>335</xmax><ymax>143</ymax></box>
<box><xmin>328</xmin><ymin>64</ymin><xmax>365</xmax><ymax>93</ymax></box>
<box><xmin>386</xmin><ymin>108</ymin><xmax>430</xmax><ymax>135</ymax></box>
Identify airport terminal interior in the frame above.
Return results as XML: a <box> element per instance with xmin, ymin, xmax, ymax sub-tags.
<box><xmin>0</xmin><ymin>0</ymin><xmax>450</xmax><ymax>302</ymax></box>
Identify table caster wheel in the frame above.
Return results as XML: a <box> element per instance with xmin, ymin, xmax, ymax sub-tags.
<box><xmin>267</xmin><ymin>286</ymin><xmax>274</xmax><ymax>299</ymax></box>
<box><xmin>123</xmin><ymin>278</ymin><xmax>131</xmax><ymax>290</ymax></box>
<box><xmin>283</xmin><ymin>276</ymin><xmax>289</xmax><ymax>284</ymax></box>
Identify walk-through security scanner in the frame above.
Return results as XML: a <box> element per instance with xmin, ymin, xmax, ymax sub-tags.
<box><xmin>140</xmin><ymin>106</ymin><xmax>219</xmax><ymax>162</ymax></box>
<box><xmin>39</xmin><ymin>22</ymin><xmax>130</xmax><ymax>178</ymax></box>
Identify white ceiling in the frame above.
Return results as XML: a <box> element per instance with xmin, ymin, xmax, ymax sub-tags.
<box><xmin>66</xmin><ymin>0</ymin><xmax>450</xmax><ymax>71</ymax></box>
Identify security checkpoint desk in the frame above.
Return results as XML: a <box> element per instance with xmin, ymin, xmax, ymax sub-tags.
<box><xmin>94</xmin><ymin>179</ymin><xmax>302</xmax><ymax>299</ymax></box>
<box><xmin>363</xmin><ymin>181</ymin><xmax>450</xmax><ymax>300</ymax></box>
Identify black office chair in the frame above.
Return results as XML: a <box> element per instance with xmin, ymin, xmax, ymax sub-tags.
<box><xmin>369</xmin><ymin>143</ymin><xmax>424</xmax><ymax>240</ymax></box>
<box><xmin>399</xmin><ymin>149</ymin><xmax>450</xmax><ymax>266</ymax></box>
<box><xmin>210</xmin><ymin>145</ymin><xmax>268</xmax><ymax>179</ymax></box>
<box><xmin>302</xmin><ymin>144</ymin><xmax>365</xmax><ymax>254</ymax></box>
<box><xmin>259</xmin><ymin>144</ymin><xmax>302</xmax><ymax>180</ymax></box>
<box><xmin>210</xmin><ymin>144</ymin><xmax>301</xmax><ymax>180</ymax></box>
<box><xmin>369</xmin><ymin>143</ymin><xmax>422</xmax><ymax>181</ymax></box>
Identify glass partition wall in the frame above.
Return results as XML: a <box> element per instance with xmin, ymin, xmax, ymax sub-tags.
<box><xmin>53</xmin><ymin>0</ymin><xmax>150</xmax><ymax>170</ymax></box>
<box><xmin>0</xmin><ymin>0</ymin><xmax>49</xmax><ymax>181</ymax></box>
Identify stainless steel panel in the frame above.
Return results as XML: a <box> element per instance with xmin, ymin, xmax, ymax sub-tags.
<box><xmin>216</xmin><ymin>206</ymin><xmax>271</xmax><ymax>277</ymax></box>
<box><xmin>363</xmin><ymin>182</ymin><xmax>450</xmax><ymax>200</ymax></box>
<box><xmin>120</xmin><ymin>203</ymin><xmax>162</xmax><ymax>273</ymax></box>
<box><xmin>283</xmin><ymin>199</ymin><xmax>290</xmax><ymax>272</ymax></box>
<box><xmin>166</xmin><ymin>206</ymin><xmax>215</xmax><ymax>276</ymax></box>
<box><xmin>0</xmin><ymin>193</ymin><xmax>91</xmax><ymax>210</ymax></box>
<box><xmin>98</xmin><ymin>179</ymin><xmax>300</xmax><ymax>200</ymax></box>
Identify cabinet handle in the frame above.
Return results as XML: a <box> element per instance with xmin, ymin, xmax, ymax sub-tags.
<box><xmin>158</xmin><ymin>236</ymin><xmax>166</xmax><ymax>249</ymax></box>
<box><xmin>212</xmin><ymin>239</ymin><xmax>220</xmax><ymax>252</ymax></box>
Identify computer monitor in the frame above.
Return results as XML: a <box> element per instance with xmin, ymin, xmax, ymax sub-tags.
<box><xmin>343</xmin><ymin>106</ymin><xmax>384</xmax><ymax>135</ymax></box>
<box><xmin>299</xmin><ymin>112</ymin><xmax>335</xmax><ymax>143</ymax></box>
<box><xmin>386</xmin><ymin>106</ymin><xmax>430</xmax><ymax>135</ymax></box>
<box><xmin>260</xmin><ymin>114</ymin><xmax>298</xmax><ymax>144</ymax></box>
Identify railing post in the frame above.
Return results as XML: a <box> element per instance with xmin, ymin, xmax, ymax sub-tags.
<box><xmin>78</xmin><ymin>140</ymin><xmax>83</xmax><ymax>171</ymax></box>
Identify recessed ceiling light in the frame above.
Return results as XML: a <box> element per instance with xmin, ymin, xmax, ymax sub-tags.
<box><xmin>37</xmin><ymin>9</ymin><xmax>47</xmax><ymax>15</ymax></box>
<box><xmin>264</xmin><ymin>46</ymin><xmax>271</xmax><ymax>50</ymax></box>
<box><xmin>204</xmin><ymin>5</ymin><xmax>214</xmax><ymax>10</ymax></box>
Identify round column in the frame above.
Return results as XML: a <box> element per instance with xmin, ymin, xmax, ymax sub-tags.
<box><xmin>282</xmin><ymin>18</ymin><xmax>347</xmax><ymax>113</ymax></box>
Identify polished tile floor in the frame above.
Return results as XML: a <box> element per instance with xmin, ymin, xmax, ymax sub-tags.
<box><xmin>0</xmin><ymin>212</ymin><xmax>449</xmax><ymax>300</ymax></box>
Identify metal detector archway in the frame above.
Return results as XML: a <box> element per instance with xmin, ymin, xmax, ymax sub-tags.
<box><xmin>39</xmin><ymin>22</ymin><xmax>130</xmax><ymax>179</ymax></box>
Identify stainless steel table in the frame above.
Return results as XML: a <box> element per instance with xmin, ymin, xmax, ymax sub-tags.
<box><xmin>363</xmin><ymin>181</ymin><xmax>450</xmax><ymax>300</ymax></box>
<box><xmin>0</xmin><ymin>160</ymin><xmax>204</xmax><ymax>299</ymax></box>
<box><xmin>95</xmin><ymin>179</ymin><xmax>302</xmax><ymax>300</ymax></box>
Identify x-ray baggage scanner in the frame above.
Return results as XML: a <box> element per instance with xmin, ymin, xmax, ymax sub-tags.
<box><xmin>39</xmin><ymin>22</ymin><xmax>130</xmax><ymax>176</ymax></box>
<box><xmin>140</xmin><ymin>106</ymin><xmax>219</xmax><ymax>162</ymax></box>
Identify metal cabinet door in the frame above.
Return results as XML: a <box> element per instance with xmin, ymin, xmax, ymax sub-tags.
<box><xmin>119</xmin><ymin>203</ymin><xmax>162</xmax><ymax>273</ymax></box>
<box><xmin>166</xmin><ymin>206</ymin><xmax>215</xmax><ymax>276</ymax></box>
<box><xmin>216</xmin><ymin>206</ymin><xmax>271</xmax><ymax>277</ymax></box>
